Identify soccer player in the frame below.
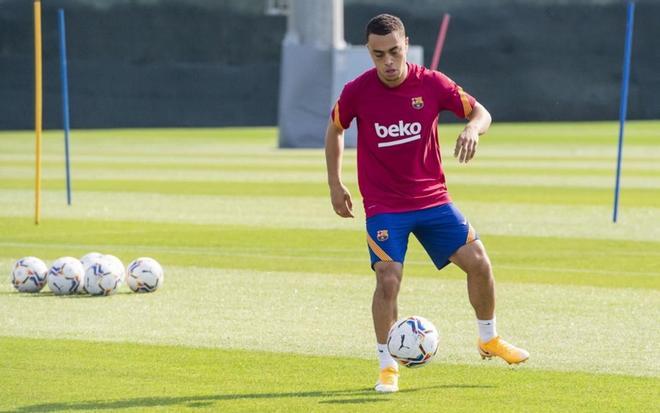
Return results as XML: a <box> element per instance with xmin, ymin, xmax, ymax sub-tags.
<box><xmin>324</xmin><ymin>14</ymin><xmax>529</xmax><ymax>393</ymax></box>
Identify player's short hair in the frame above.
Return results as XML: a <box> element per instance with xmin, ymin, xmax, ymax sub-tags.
<box><xmin>365</xmin><ymin>14</ymin><xmax>405</xmax><ymax>41</ymax></box>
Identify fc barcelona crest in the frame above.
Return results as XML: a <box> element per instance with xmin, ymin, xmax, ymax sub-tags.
<box><xmin>411</xmin><ymin>96</ymin><xmax>424</xmax><ymax>110</ymax></box>
<box><xmin>377</xmin><ymin>230</ymin><xmax>389</xmax><ymax>242</ymax></box>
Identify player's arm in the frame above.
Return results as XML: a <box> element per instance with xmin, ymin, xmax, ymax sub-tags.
<box><xmin>454</xmin><ymin>102</ymin><xmax>492</xmax><ymax>164</ymax></box>
<box><xmin>324</xmin><ymin>119</ymin><xmax>354</xmax><ymax>218</ymax></box>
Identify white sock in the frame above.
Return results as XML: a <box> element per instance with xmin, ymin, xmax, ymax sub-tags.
<box><xmin>477</xmin><ymin>318</ymin><xmax>497</xmax><ymax>342</ymax></box>
<box><xmin>377</xmin><ymin>343</ymin><xmax>397</xmax><ymax>369</ymax></box>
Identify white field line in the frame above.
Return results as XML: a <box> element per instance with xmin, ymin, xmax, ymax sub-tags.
<box><xmin>1</xmin><ymin>242</ymin><xmax>658</xmax><ymax>279</ymax></box>
<box><xmin>0</xmin><ymin>265</ymin><xmax>657</xmax><ymax>378</ymax></box>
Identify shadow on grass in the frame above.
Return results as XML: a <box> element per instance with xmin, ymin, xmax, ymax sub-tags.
<box><xmin>4</xmin><ymin>384</ymin><xmax>494</xmax><ymax>412</ymax></box>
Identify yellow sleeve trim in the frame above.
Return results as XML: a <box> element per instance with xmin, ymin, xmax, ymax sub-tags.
<box><xmin>332</xmin><ymin>102</ymin><xmax>344</xmax><ymax>131</ymax></box>
<box><xmin>367</xmin><ymin>234</ymin><xmax>393</xmax><ymax>262</ymax></box>
<box><xmin>466</xmin><ymin>224</ymin><xmax>477</xmax><ymax>244</ymax></box>
<box><xmin>458</xmin><ymin>87</ymin><xmax>473</xmax><ymax>118</ymax></box>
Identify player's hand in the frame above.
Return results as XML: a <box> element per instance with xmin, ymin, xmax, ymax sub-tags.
<box><xmin>454</xmin><ymin>125</ymin><xmax>479</xmax><ymax>163</ymax></box>
<box><xmin>329</xmin><ymin>183</ymin><xmax>354</xmax><ymax>218</ymax></box>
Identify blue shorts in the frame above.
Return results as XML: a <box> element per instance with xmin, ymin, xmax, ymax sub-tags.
<box><xmin>366</xmin><ymin>203</ymin><xmax>478</xmax><ymax>270</ymax></box>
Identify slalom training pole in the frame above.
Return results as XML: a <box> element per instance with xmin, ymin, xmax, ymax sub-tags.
<box><xmin>430</xmin><ymin>13</ymin><xmax>451</xmax><ymax>71</ymax></box>
<box><xmin>612</xmin><ymin>1</ymin><xmax>635</xmax><ymax>223</ymax></box>
<box><xmin>58</xmin><ymin>9</ymin><xmax>72</xmax><ymax>206</ymax></box>
<box><xmin>34</xmin><ymin>0</ymin><xmax>43</xmax><ymax>225</ymax></box>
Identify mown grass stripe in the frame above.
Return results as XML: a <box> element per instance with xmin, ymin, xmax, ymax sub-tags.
<box><xmin>6</xmin><ymin>161</ymin><xmax>660</xmax><ymax>180</ymax></box>
<box><xmin>1</xmin><ymin>336</ymin><xmax>657</xmax><ymax>413</ymax></box>
<box><xmin>1</xmin><ymin>190</ymin><xmax>658</xmax><ymax>242</ymax></box>
<box><xmin>0</xmin><ymin>267</ymin><xmax>657</xmax><ymax>377</ymax></box>
<box><xmin>1</xmin><ymin>218</ymin><xmax>657</xmax><ymax>289</ymax></box>
<box><xmin>4</xmin><ymin>168</ymin><xmax>660</xmax><ymax>189</ymax></box>
<box><xmin>1</xmin><ymin>179</ymin><xmax>658</xmax><ymax>208</ymax></box>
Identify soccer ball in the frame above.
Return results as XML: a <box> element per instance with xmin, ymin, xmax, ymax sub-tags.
<box><xmin>47</xmin><ymin>257</ymin><xmax>84</xmax><ymax>295</ymax></box>
<box><xmin>387</xmin><ymin>316</ymin><xmax>439</xmax><ymax>368</ymax></box>
<box><xmin>11</xmin><ymin>256</ymin><xmax>48</xmax><ymax>293</ymax></box>
<box><xmin>103</xmin><ymin>254</ymin><xmax>126</xmax><ymax>281</ymax></box>
<box><xmin>126</xmin><ymin>257</ymin><xmax>163</xmax><ymax>293</ymax></box>
<box><xmin>80</xmin><ymin>252</ymin><xmax>103</xmax><ymax>269</ymax></box>
<box><xmin>79</xmin><ymin>252</ymin><xmax>104</xmax><ymax>293</ymax></box>
<box><xmin>84</xmin><ymin>256</ymin><xmax>124</xmax><ymax>296</ymax></box>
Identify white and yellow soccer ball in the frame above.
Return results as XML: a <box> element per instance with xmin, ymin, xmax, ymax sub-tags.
<box><xmin>84</xmin><ymin>256</ymin><xmax>124</xmax><ymax>296</ymax></box>
<box><xmin>126</xmin><ymin>257</ymin><xmax>163</xmax><ymax>293</ymax></box>
<box><xmin>47</xmin><ymin>257</ymin><xmax>85</xmax><ymax>295</ymax></box>
<box><xmin>387</xmin><ymin>315</ymin><xmax>439</xmax><ymax>368</ymax></box>
<box><xmin>11</xmin><ymin>256</ymin><xmax>48</xmax><ymax>293</ymax></box>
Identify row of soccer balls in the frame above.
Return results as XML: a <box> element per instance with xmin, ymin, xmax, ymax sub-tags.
<box><xmin>11</xmin><ymin>253</ymin><xmax>164</xmax><ymax>296</ymax></box>
<box><xmin>11</xmin><ymin>253</ymin><xmax>435</xmax><ymax>365</ymax></box>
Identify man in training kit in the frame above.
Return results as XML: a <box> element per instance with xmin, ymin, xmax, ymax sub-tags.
<box><xmin>324</xmin><ymin>14</ymin><xmax>529</xmax><ymax>393</ymax></box>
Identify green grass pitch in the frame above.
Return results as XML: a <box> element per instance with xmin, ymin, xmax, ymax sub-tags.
<box><xmin>0</xmin><ymin>122</ymin><xmax>658</xmax><ymax>412</ymax></box>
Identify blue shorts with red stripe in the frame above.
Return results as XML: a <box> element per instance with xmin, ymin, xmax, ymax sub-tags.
<box><xmin>366</xmin><ymin>203</ymin><xmax>478</xmax><ymax>270</ymax></box>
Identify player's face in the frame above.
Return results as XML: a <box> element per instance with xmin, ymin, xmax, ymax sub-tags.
<box><xmin>367</xmin><ymin>31</ymin><xmax>409</xmax><ymax>87</ymax></box>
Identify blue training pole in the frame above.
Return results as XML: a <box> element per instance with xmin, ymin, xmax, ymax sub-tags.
<box><xmin>613</xmin><ymin>1</ymin><xmax>635</xmax><ymax>223</ymax></box>
<box><xmin>58</xmin><ymin>9</ymin><xmax>72</xmax><ymax>205</ymax></box>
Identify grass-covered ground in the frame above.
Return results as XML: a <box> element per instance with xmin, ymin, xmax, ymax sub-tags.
<box><xmin>1</xmin><ymin>337</ymin><xmax>655</xmax><ymax>413</ymax></box>
<box><xmin>0</xmin><ymin>122</ymin><xmax>658</xmax><ymax>412</ymax></box>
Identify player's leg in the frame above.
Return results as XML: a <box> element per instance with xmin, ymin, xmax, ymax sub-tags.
<box><xmin>413</xmin><ymin>204</ymin><xmax>491</xmax><ymax>320</ymax></box>
<box><xmin>372</xmin><ymin>261</ymin><xmax>402</xmax><ymax>392</ymax></box>
<box><xmin>413</xmin><ymin>203</ymin><xmax>528</xmax><ymax>365</ymax></box>
<box><xmin>450</xmin><ymin>241</ymin><xmax>529</xmax><ymax>364</ymax></box>
<box><xmin>449</xmin><ymin>239</ymin><xmax>494</xmax><ymax>320</ymax></box>
<box><xmin>366</xmin><ymin>212</ymin><xmax>412</xmax><ymax>393</ymax></box>
<box><xmin>373</xmin><ymin>261</ymin><xmax>403</xmax><ymax>346</ymax></box>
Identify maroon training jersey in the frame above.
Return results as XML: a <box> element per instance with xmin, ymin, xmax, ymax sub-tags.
<box><xmin>331</xmin><ymin>63</ymin><xmax>476</xmax><ymax>218</ymax></box>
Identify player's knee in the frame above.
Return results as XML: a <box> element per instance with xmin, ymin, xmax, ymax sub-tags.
<box><xmin>467</xmin><ymin>252</ymin><xmax>492</xmax><ymax>278</ymax></box>
<box><xmin>476</xmin><ymin>257</ymin><xmax>493</xmax><ymax>277</ymax></box>
<box><xmin>466</xmin><ymin>242</ymin><xmax>491</xmax><ymax>269</ymax></box>
<box><xmin>377</xmin><ymin>276</ymin><xmax>400</xmax><ymax>300</ymax></box>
